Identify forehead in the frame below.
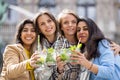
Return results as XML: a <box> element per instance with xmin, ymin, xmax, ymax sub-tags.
<box><xmin>24</xmin><ymin>23</ymin><xmax>34</xmax><ymax>28</ymax></box>
<box><xmin>38</xmin><ymin>14</ymin><xmax>51</xmax><ymax>21</ymax></box>
<box><xmin>62</xmin><ymin>13</ymin><xmax>77</xmax><ymax>20</ymax></box>
<box><xmin>78</xmin><ymin>21</ymin><xmax>87</xmax><ymax>27</ymax></box>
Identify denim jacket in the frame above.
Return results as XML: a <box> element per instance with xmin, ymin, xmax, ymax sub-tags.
<box><xmin>90</xmin><ymin>39</ymin><xmax>115</xmax><ymax>80</ymax></box>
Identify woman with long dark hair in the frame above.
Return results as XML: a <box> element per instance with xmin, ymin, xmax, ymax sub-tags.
<box><xmin>0</xmin><ymin>19</ymin><xmax>39</xmax><ymax>80</ymax></box>
<box><xmin>71</xmin><ymin>18</ymin><xmax>120</xmax><ymax>80</ymax></box>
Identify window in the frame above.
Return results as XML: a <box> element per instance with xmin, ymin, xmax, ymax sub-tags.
<box><xmin>38</xmin><ymin>0</ymin><xmax>56</xmax><ymax>15</ymax></box>
<box><xmin>77</xmin><ymin>0</ymin><xmax>96</xmax><ymax>20</ymax></box>
<box><xmin>118</xmin><ymin>9</ymin><xmax>120</xmax><ymax>22</ymax></box>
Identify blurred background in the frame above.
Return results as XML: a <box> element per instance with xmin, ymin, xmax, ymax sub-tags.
<box><xmin>0</xmin><ymin>0</ymin><xmax>120</xmax><ymax>54</ymax></box>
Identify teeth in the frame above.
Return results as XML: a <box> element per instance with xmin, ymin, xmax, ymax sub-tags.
<box><xmin>26</xmin><ymin>37</ymin><xmax>32</xmax><ymax>40</ymax></box>
<box><xmin>47</xmin><ymin>29</ymin><xmax>51</xmax><ymax>31</ymax></box>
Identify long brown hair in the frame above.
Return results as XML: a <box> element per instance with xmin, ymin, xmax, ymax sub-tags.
<box><xmin>34</xmin><ymin>10</ymin><xmax>59</xmax><ymax>48</ymax></box>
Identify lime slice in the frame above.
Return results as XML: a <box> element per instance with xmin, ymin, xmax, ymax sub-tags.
<box><xmin>60</xmin><ymin>53</ymin><xmax>69</xmax><ymax>61</ymax></box>
<box><xmin>36</xmin><ymin>56</ymin><xmax>45</xmax><ymax>64</ymax></box>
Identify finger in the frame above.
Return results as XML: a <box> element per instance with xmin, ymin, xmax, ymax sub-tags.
<box><xmin>31</xmin><ymin>53</ymin><xmax>39</xmax><ymax>58</ymax></box>
<box><xmin>70</xmin><ymin>60</ymin><xmax>80</xmax><ymax>65</ymax></box>
<box><xmin>72</xmin><ymin>50</ymin><xmax>83</xmax><ymax>56</ymax></box>
<box><xmin>56</xmin><ymin>56</ymin><xmax>61</xmax><ymax>62</ymax></box>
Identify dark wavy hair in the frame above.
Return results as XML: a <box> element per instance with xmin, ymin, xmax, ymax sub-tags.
<box><xmin>77</xmin><ymin>18</ymin><xmax>106</xmax><ymax>60</ymax></box>
<box><xmin>15</xmin><ymin>19</ymin><xmax>37</xmax><ymax>53</ymax></box>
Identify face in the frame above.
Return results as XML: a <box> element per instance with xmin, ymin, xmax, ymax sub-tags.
<box><xmin>21</xmin><ymin>23</ymin><xmax>36</xmax><ymax>47</ymax></box>
<box><xmin>61</xmin><ymin>14</ymin><xmax>77</xmax><ymax>36</ymax></box>
<box><xmin>77</xmin><ymin>21</ymin><xmax>89</xmax><ymax>43</ymax></box>
<box><xmin>37</xmin><ymin>14</ymin><xmax>56</xmax><ymax>37</ymax></box>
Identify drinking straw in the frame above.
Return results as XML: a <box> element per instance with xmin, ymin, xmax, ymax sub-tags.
<box><xmin>38</xmin><ymin>35</ymin><xmax>40</xmax><ymax>52</ymax></box>
<box><xmin>77</xmin><ymin>38</ymin><xmax>81</xmax><ymax>47</ymax></box>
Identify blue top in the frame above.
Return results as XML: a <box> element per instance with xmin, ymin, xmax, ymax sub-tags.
<box><xmin>89</xmin><ymin>39</ymin><xmax>115</xmax><ymax>80</ymax></box>
<box><xmin>113</xmin><ymin>54</ymin><xmax>120</xmax><ymax>80</ymax></box>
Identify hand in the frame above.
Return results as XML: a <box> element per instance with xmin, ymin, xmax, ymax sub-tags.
<box><xmin>29</xmin><ymin>52</ymin><xmax>40</xmax><ymax>68</ymax></box>
<box><xmin>56</xmin><ymin>56</ymin><xmax>65</xmax><ymax>73</ymax></box>
<box><xmin>110</xmin><ymin>42</ymin><xmax>120</xmax><ymax>55</ymax></box>
<box><xmin>70</xmin><ymin>50</ymin><xmax>89</xmax><ymax>67</ymax></box>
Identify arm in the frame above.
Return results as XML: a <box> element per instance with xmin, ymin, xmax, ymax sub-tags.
<box><xmin>50</xmin><ymin>56</ymin><xmax>65</xmax><ymax>80</ymax></box>
<box><xmin>3</xmin><ymin>45</ymin><xmax>29</xmax><ymax>78</ymax></box>
<box><xmin>70</xmin><ymin>40</ymin><xmax>114</xmax><ymax>79</ymax></box>
<box><xmin>94</xmin><ymin>40</ymin><xmax>114</xmax><ymax>79</ymax></box>
<box><xmin>3</xmin><ymin>45</ymin><xmax>39</xmax><ymax>78</ymax></box>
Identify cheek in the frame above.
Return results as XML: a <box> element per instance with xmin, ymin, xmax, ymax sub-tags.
<box><xmin>39</xmin><ymin>27</ymin><xmax>45</xmax><ymax>33</ymax></box>
<box><xmin>33</xmin><ymin>33</ymin><xmax>36</xmax><ymax>37</ymax></box>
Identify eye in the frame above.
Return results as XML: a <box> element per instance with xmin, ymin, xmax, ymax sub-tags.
<box><xmin>31</xmin><ymin>28</ymin><xmax>35</xmax><ymax>32</ymax></box>
<box><xmin>72</xmin><ymin>20</ymin><xmax>77</xmax><ymax>24</ymax></box>
<box><xmin>48</xmin><ymin>19</ymin><xmax>52</xmax><ymax>23</ymax></box>
<box><xmin>22</xmin><ymin>29</ymin><xmax>28</xmax><ymax>32</ymax></box>
<box><xmin>83</xmin><ymin>27</ymin><xmax>88</xmax><ymax>31</ymax></box>
<box><xmin>77</xmin><ymin>28</ymin><xmax>81</xmax><ymax>32</ymax></box>
<box><xmin>40</xmin><ymin>22</ymin><xmax>45</xmax><ymax>26</ymax></box>
<box><xmin>63</xmin><ymin>21</ymin><xmax>69</xmax><ymax>25</ymax></box>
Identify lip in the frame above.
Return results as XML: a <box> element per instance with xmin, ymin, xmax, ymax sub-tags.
<box><xmin>67</xmin><ymin>28</ymin><xmax>75</xmax><ymax>31</ymax></box>
<box><xmin>45</xmin><ymin>27</ymin><xmax>53</xmax><ymax>32</ymax></box>
<box><xmin>46</xmin><ymin>28</ymin><xmax>53</xmax><ymax>32</ymax></box>
<box><xmin>78</xmin><ymin>36</ymin><xmax>86</xmax><ymax>39</ymax></box>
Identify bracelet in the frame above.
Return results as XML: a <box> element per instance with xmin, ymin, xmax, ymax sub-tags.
<box><xmin>88</xmin><ymin>62</ymin><xmax>93</xmax><ymax>70</ymax></box>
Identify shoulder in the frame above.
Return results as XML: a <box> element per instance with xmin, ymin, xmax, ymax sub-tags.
<box><xmin>4</xmin><ymin>44</ymin><xmax>24</xmax><ymax>54</ymax></box>
<box><xmin>98</xmin><ymin>39</ymin><xmax>113</xmax><ymax>55</ymax></box>
<box><xmin>98</xmin><ymin>39</ymin><xmax>110</xmax><ymax>49</ymax></box>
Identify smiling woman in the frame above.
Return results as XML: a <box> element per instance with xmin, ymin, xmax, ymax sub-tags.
<box><xmin>0</xmin><ymin>19</ymin><xmax>40</xmax><ymax>80</ymax></box>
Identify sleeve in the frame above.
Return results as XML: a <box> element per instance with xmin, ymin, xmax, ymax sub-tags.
<box><xmin>3</xmin><ymin>45</ymin><xmax>29</xmax><ymax>78</ymax></box>
<box><xmin>95</xmin><ymin>39</ymin><xmax>114</xmax><ymax>79</ymax></box>
<box><xmin>49</xmin><ymin>65</ymin><xmax>63</xmax><ymax>80</ymax></box>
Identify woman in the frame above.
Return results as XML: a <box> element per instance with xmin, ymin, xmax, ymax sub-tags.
<box><xmin>34</xmin><ymin>10</ymin><xmax>64</xmax><ymax>80</ymax></box>
<box><xmin>53</xmin><ymin>9</ymin><xmax>82</xmax><ymax>80</ymax></box>
<box><xmin>71</xmin><ymin>18</ymin><xmax>120</xmax><ymax>80</ymax></box>
<box><xmin>57</xmin><ymin>9</ymin><xmax>79</xmax><ymax>47</ymax></box>
<box><xmin>34</xmin><ymin>10</ymin><xmax>63</xmax><ymax>49</ymax></box>
<box><xmin>0</xmin><ymin>19</ymin><xmax>39</xmax><ymax>80</ymax></box>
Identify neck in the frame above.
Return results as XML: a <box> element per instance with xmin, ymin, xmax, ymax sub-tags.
<box><xmin>45</xmin><ymin>34</ymin><xmax>55</xmax><ymax>43</ymax></box>
<box><xmin>23</xmin><ymin>44</ymin><xmax>31</xmax><ymax>51</ymax></box>
<box><xmin>65</xmin><ymin>34</ymin><xmax>77</xmax><ymax>45</ymax></box>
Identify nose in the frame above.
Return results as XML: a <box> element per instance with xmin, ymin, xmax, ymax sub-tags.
<box><xmin>69</xmin><ymin>22</ymin><xmax>72</xmax><ymax>27</ymax></box>
<box><xmin>46</xmin><ymin>22</ymin><xmax>50</xmax><ymax>28</ymax></box>
<box><xmin>27</xmin><ymin>30</ymin><xmax>32</xmax><ymax>34</ymax></box>
<box><xmin>79</xmin><ymin>29</ymin><xmax>84</xmax><ymax>33</ymax></box>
